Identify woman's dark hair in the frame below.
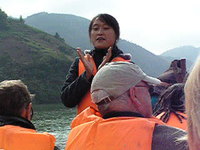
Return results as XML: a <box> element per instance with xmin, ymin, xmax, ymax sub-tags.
<box><xmin>153</xmin><ymin>83</ymin><xmax>186</xmax><ymax>123</ymax></box>
<box><xmin>89</xmin><ymin>14</ymin><xmax>120</xmax><ymax>41</ymax></box>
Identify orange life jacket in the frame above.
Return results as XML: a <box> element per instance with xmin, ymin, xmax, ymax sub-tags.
<box><xmin>71</xmin><ymin>107</ymin><xmax>102</xmax><ymax>129</ymax></box>
<box><xmin>0</xmin><ymin>125</ymin><xmax>56</xmax><ymax>150</ymax></box>
<box><xmin>156</xmin><ymin>112</ymin><xmax>187</xmax><ymax>130</ymax></box>
<box><xmin>66</xmin><ymin>114</ymin><xmax>164</xmax><ymax>150</ymax></box>
<box><xmin>78</xmin><ymin>56</ymin><xmax>130</xmax><ymax>114</ymax></box>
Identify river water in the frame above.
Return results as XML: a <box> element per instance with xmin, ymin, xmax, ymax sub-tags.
<box><xmin>32</xmin><ymin>104</ymin><xmax>76</xmax><ymax>150</ymax></box>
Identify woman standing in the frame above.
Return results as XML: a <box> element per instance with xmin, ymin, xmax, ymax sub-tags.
<box><xmin>61</xmin><ymin>14</ymin><xmax>130</xmax><ymax>114</ymax></box>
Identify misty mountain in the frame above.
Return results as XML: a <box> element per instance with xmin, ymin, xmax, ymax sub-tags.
<box><xmin>160</xmin><ymin>45</ymin><xmax>200</xmax><ymax>70</ymax></box>
<box><xmin>160</xmin><ymin>45</ymin><xmax>200</xmax><ymax>63</ymax></box>
<box><xmin>25</xmin><ymin>12</ymin><xmax>91</xmax><ymax>50</ymax></box>
<box><xmin>25</xmin><ymin>12</ymin><xmax>171</xmax><ymax>76</ymax></box>
<box><xmin>118</xmin><ymin>40</ymin><xmax>169</xmax><ymax>76</ymax></box>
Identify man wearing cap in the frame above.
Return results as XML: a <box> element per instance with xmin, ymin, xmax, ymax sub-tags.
<box><xmin>65</xmin><ymin>62</ymin><xmax>188</xmax><ymax>150</ymax></box>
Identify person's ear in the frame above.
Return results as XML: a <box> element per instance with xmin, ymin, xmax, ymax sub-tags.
<box><xmin>129</xmin><ymin>87</ymin><xmax>141</xmax><ymax>108</ymax></box>
<box><xmin>27</xmin><ymin>103</ymin><xmax>32</xmax><ymax>120</ymax></box>
<box><xmin>21</xmin><ymin>103</ymin><xmax>32</xmax><ymax>120</ymax></box>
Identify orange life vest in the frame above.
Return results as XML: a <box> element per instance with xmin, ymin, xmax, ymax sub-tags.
<box><xmin>71</xmin><ymin>107</ymin><xmax>102</xmax><ymax>129</ymax></box>
<box><xmin>66</xmin><ymin>114</ymin><xmax>164</xmax><ymax>150</ymax></box>
<box><xmin>0</xmin><ymin>125</ymin><xmax>56</xmax><ymax>150</ymax></box>
<box><xmin>78</xmin><ymin>56</ymin><xmax>130</xmax><ymax>114</ymax></box>
<box><xmin>156</xmin><ymin>112</ymin><xmax>187</xmax><ymax>130</ymax></box>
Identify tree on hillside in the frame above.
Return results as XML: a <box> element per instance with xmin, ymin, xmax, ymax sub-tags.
<box><xmin>19</xmin><ymin>15</ymin><xmax>25</xmax><ymax>24</ymax></box>
<box><xmin>54</xmin><ymin>32</ymin><xmax>65</xmax><ymax>42</ymax></box>
<box><xmin>0</xmin><ymin>9</ymin><xmax>8</xmax><ymax>30</ymax></box>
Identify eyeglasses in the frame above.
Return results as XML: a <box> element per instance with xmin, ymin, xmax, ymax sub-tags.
<box><xmin>135</xmin><ymin>84</ymin><xmax>154</xmax><ymax>94</ymax></box>
<box><xmin>95</xmin><ymin>84</ymin><xmax>154</xmax><ymax>105</ymax></box>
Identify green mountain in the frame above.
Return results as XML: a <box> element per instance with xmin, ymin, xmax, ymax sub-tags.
<box><xmin>25</xmin><ymin>12</ymin><xmax>170</xmax><ymax>76</ymax></box>
<box><xmin>0</xmin><ymin>10</ymin><xmax>76</xmax><ymax>104</ymax></box>
<box><xmin>25</xmin><ymin>12</ymin><xmax>91</xmax><ymax>50</ymax></box>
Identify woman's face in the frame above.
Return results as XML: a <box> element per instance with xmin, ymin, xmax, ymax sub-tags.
<box><xmin>90</xmin><ymin>18</ymin><xmax>116</xmax><ymax>49</ymax></box>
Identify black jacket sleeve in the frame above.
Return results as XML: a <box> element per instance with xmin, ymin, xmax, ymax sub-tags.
<box><xmin>60</xmin><ymin>57</ymin><xmax>93</xmax><ymax>107</ymax></box>
<box><xmin>152</xmin><ymin>125</ymin><xmax>188</xmax><ymax>150</ymax></box>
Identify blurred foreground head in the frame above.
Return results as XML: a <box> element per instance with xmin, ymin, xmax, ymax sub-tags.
<box><xmin>185</xmin><ymin>58</ymin><xmax>200</xmax><ymax>150</ymax></box>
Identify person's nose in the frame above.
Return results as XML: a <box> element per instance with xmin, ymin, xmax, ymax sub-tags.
<box><xmin>97</xmin><ymin>28</ymin><xmax>104</xmax><ymax>34</ymax></box>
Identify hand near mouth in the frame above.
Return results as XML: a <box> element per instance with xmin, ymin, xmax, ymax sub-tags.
<box><xmin>98</xmin><ymin>47</ymin><xmax>112</xmax><ymax>70</ymax></box>
<box><xmin>77</xmin><ymin>47</ymin><xmax>95</xmax><ymax>80</ymax></box>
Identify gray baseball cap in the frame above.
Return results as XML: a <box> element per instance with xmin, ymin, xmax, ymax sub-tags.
<box><xmin>91</xmin><ymin>61</ymin><xmax>161</xmax><ymax>104</ymax></box>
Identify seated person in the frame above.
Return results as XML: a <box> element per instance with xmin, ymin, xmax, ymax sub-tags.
<box><xmin>153</xmin><ymin>83</ymin><xmax>187</xmax><ymax>130</ymax></box>
<box><xmin>0</xmin><ymin>80</ymin><xmax>57</xmax><ymax>150</ymax></box>
<box><xmin>151</xmin><ymin>59</ymin><xmax>187</xmax><ymax>109</ymax></box>
<box><xmin>65</xmin><ymin>62</ymin><xmax>188</xmax><ymax>150</ymax></box>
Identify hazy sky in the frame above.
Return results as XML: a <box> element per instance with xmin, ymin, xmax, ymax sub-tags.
<box><xmin>1</xmin><ymin>0</ymin><xmax>200</xmax><ymax>54</ymax></box>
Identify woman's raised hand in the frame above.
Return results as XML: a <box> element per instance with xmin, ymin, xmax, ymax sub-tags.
<box><xmin>77</xmin><ymin>47</ymin><xmax>94</xmax><ymax>79</ymax></box>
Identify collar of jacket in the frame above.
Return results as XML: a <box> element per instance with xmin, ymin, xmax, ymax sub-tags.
<box><xmin>103</xmin><ymin>111</ymin><xmax>144</xmax><ymax>119</ymax></box>
<box><xmin>0</xmin><ymin>115</ymin><xmax>36</xmax><ymax>130</ymax></box>
<box><xmin>92</xmin><ymin>45</ymin><xmax>123</xmax><ymax>58</ymax></box>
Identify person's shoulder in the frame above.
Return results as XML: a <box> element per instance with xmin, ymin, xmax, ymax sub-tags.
<box><xmin>154</xmin><ymin>124</ymin><xmax>186</xmax><ymax>135</ymax></box>
<box><xmin>118</xmin><ymin>53</ymin><xmax>132</xmax><ymax>60</ymax></box>
<box><xmin>152</xmin><ymin>125</ymin><xmax>188</xmax><ymax>150</ymax></box>
<box><xmin>70</xmin><ymin>57</ymin><xmax>80</xmax><ymax>68</ymax></box>
<box><xmin>84</xmin><ymin>49</ymin><xmax>93</xmax><ymax>55</ymax></box>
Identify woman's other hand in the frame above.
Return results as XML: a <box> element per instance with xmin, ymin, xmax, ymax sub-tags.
<box><xmin>98</xmin><ymin>47</ymin><xmax>112</xmax><ymax>70</ymax></box>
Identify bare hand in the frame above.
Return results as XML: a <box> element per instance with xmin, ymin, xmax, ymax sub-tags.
<box><xmin>98</xmin><ymin>47</ymin><xmax>112</xmax><ymax>70</ymax></box>
<box><xmin>77</xmin><ymin>48</ymin><xmax>94</xmax><ymax>79</ymax></box>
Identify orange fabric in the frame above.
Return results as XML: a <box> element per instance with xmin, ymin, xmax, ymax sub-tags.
<box><xmin>77</xmin><ymin>56</ymin><xmax>130</xmax><ymax>114</ymax></box>
<box><xmin>0</xmin><ymin>125</ymin><xmax>56</xmax><ymax>150</ymax></box>
<box><xmin>156</xmin><ymin>112</ymin><xmax>187</xmax><ymax>130</ymax></box>
<box><xmin>66</xmin><ymin>115</ymin><xmax>164</xmax><ymax>150</ymax></box>
<box><xmin>71</xmin><ymin>107</ymin><xmax>102</xmax><ymax>129</ymax></box>
<box><xmin>78</xmin><ymin>55</ymin><xmax>98</xmax><ymax>114</ymax></box>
